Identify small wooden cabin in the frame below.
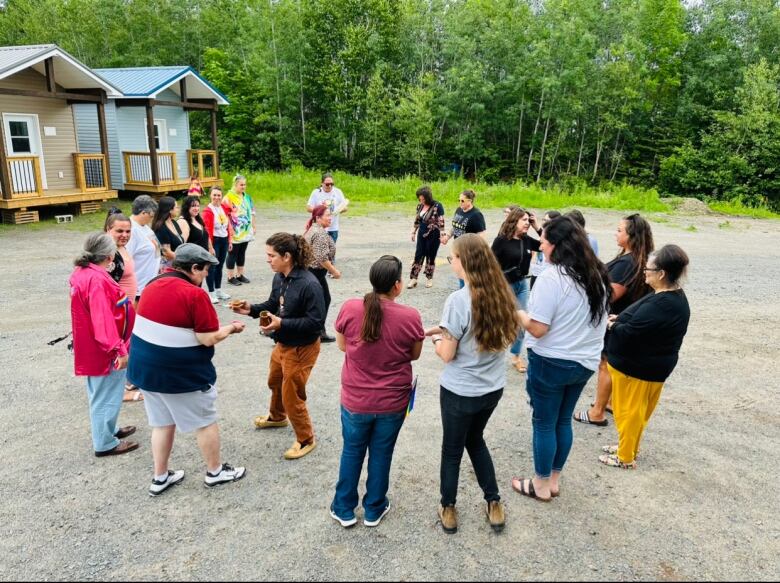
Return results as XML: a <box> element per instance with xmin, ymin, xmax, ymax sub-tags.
<box><xmin>74</xmin><ymin>66</ymin><xmax>229</xmax><ymax>197</ymax></box>
<box><xmin>0</xmin><ymin>45</ymin><xmax>121</xmax><ymax>223</ymax></box>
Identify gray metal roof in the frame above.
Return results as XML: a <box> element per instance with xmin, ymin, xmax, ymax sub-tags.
<box><xmin>0</xmin><ymin>44</ymin><xmax>57</xmax><ymax>77</ymax></box>
<box><xmin>94</xmin><ymin>66</ymin><xmax>229</xmax><ymax>105</ymax></box>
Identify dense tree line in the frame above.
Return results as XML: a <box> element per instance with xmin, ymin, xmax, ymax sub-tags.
<box><xmin>1</xmin><ymin>0</ymin><xmax>778</xmax><ymax>208</ymax></box>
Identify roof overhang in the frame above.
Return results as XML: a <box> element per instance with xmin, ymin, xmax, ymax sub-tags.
<box><xmin>116</xmin><ymin>68</ymin><xmax>229</xmax><ymax>105</ymax></box>
<box><xmin>0</xmin><ymin>46</ymin><xmax>122</xmax><ymax>96</ymax></box>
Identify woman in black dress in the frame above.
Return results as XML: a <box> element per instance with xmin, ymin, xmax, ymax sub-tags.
<box><xmin>152</xmin><ymin>196</ymin><xmax>185</xmax><ymax>269</ymax></box>
<box><xmin>178</xmin><ymin>195</ymin><xmax>212</xmax><ymax>252</ymax></box>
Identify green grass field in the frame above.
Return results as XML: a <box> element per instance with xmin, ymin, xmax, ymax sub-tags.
<box><xmin>2</xmin><ymin>168</ymin><xmax>777</xmax><ymax>233</ymax></box>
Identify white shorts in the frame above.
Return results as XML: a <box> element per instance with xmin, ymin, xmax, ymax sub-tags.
<box><xmin>141</xmin><ymin>385</ymin><xmax>218</xmax><ymax>433</ymax></box>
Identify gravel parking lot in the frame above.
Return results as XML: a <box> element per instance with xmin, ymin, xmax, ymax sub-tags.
<box><xmin>1</xmin><ymin>206</ymin><xmax>778</xmax><ymax>581</ymax></box>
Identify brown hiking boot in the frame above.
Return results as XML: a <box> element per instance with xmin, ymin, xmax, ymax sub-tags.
<box><xmin>486</xmin><ymin>500</ymin><xmax>505</xmax><ymax>532</ymax></box>
<box><xmin>438</xmin><ymin>505</ymin><xmax>457</xmax><ymax>534</ymax></box>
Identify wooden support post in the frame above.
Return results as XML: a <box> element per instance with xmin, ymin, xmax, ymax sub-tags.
<box><xmin>45</xmin><ymin>57</ymin><xmax>56</xmax><ymax>93</ymax></box>
<box><xmin>179</xmin><ymin>78</ymin><xmax>188</xmax><ymax>103</ymax></box>
<box><xmin>0</xmin><ymin>121</ymin><xmax>11</xmax><ymax>199</ymax></box>
<box><xmin>145</xmin><ymin>101</ymin><xmax>160</xmax><ymax>186</ymax></box>
<box><xmin>210</xmin><ymin>106</ymin><xmax>218</xmax><ymax>152</ymax></box>
<box><xmin>97</xmin><ymin>95</ymin><xmax>111</xmax><ymax>189</ymax></box>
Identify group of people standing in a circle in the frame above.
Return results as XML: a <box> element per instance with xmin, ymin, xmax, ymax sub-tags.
<box><xmin>70</xmin><ymin>177</ymin><xmax>691</xmax><ymax>536</ymax></box>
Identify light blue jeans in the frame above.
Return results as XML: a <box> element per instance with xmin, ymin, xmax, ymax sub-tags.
<box><xmin>510</xmin><ymin>278</ymin><xmax>530</xmax><ymax>356</ymax></box>
<box><xmin>86</xmin><ymin>367</ymin><xmax>126</xmax><ymax>452</ymax></box>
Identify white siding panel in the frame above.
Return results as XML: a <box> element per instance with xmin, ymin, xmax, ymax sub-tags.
<box><xmin>73</xmin><ymin>102</ymin><xmax>123</xmax><ymax>189</ymax></box>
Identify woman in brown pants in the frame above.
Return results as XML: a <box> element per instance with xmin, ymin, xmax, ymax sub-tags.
<box><xmin>232</xmin><ymin>233</ymin><xmax>326</xmax><ymax>460</ymax></box>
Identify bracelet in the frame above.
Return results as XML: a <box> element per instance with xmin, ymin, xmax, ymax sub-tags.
<box><xmin>433</xmin><ymin>337</ymin><xmax>442</xmax><ymax>344</ymax></box>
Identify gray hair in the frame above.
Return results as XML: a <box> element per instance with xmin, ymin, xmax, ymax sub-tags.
<box><xmin>232</xmin><ymin>174</ymin><xmax>246</xmax><ymax>186</ymax></box>
<box><xmin>131</xmin><ymin>194</ymin><xmax>158</xmax><ymax>216</ymax></box>
<box><xmin>74</xmin><ymin>232</ymin><xmax>116</xmax><ymax>267</ymax></box>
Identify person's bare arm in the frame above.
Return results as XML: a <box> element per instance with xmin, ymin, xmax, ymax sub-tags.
<box><xmin>336</xmin><ymin>331</ymin><xmax>346</xmax><ymax>352</ymax></box>
<box><xmin>518</xmin><ymin>310</ymin><xmax>550</xmax><ymax>339</ymax></box>
<box><xmin>432</xmin><ymin>329</ymin><xmax>458</xmax><ymax>363</ymax></box>
<box><xmin>196</xmin><ymin>322</ymin><xmax>245</xmax><ymax>347</ymax></box>
<box><xmin>611</xmin><ymin>282</ymin><xmax>627</xmax><ymax>302</ymax></box>
<box><xmin>410</xmin><ymin>340</ymin><xmax>423</xmax><ymax>361</ymax></box>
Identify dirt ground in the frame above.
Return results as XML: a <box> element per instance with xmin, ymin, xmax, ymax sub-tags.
<box><xmin>1</xmin><ymin>206</ymin><xmax>778</xmax><ymax>581</ymax></box>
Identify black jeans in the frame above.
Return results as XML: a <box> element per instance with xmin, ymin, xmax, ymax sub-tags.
<box><xmin>226</xmin><ymin>241</ymin><xmax>249</xmax><ymax>269</ymax></box>
<box><xmin>439</xmin><ymin>385</ymin><xmax>503</xmax><ymax>506</ymax></box>
<box><xmin>309</xmin><ymin>267</ymin><xmax>330</xmax><ymax>327</ymax></box>
<box><xmin>206</xmin><ymin>236</ymin><xmax>228</xmax><ymax>292</ymax></box>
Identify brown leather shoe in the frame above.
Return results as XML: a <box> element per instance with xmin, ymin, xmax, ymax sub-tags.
<box><xmin>254</xmin><ymin>415</ymin><xmax>289</xmax><ymax>429</ymax></box>
<box><xmin>114</xmin><ymin>426</ymin><xmax>136</xmax><ymax>439</ymax></box>
<box><xmin>95</xmin><ymin>439</ymin><xmax>139</xmax><ymax>457</ymax></box>
<box><xmin>438</xmin><ymin>504</ymin><xmax>457</xmax><ymax>534</ymax></box>
<box><xmin>283</xmin><ymin>440</ymin><xmax>317</xmax><ymax>460</ymax></box>
<box><xmin>486</xmin><ymin>500</ymin><xmax>505</xmax><ymax>532</ymax></box>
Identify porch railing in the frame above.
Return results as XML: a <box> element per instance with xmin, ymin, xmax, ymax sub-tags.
<box><xmin>2</xmin><ymin>156</ymin><xmax>44</xmax><ymax>197</ymax></box>
<box><xmin>73</xmin><ymin>153</ymin><xmax>108</xmax><ymax>192</ymax></box>
<box><xmin>188</xmin><ymin>149</ymin><xmax>219</xmax><ymax>181</ymax></box>
<box><xmin>123</xmin><ymin>151</ymin><xmax>178</xmax><ymax>185</ymax></box>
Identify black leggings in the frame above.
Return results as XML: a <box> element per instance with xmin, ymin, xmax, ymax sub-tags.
<box><xmin>309</xmin><ymin>268</ymin><xmax>331</xmax><ymax>326</ymax></box>
<box><xmin>206</xmin><ymin>236</ymin><xmax>228</xmax><ymax>292</ymax></box>
<box><xmin>439</xmin><ymin>385</ymin><xmax>503</xmax><ymax>507</ymax></box>
<box><xmin>410</xmin><ymin>230</ymin><xmax>441</xmax><ymax>280</ymax></box>
<box><xmin>226</xmin><ymin>241</ymin><xmax>249</xmax><ymax>269</ymax></box>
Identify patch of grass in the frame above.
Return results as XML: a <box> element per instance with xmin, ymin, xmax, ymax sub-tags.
<box><xmin>0</xmin><ymin>199</ymin><xmax>130</xmax><ymax>234</ymax></box>
<box><xmin>223</xmin><ymin>168</ymin><xmax>671</xmax><ymax>214</ymax></box>
<box><xmin>709</xmin><ymin>199</ymin><xmax>780</xmax><ymax>219</ymax></box>
<box><xmin>685</xmin><ymin>224</ymin><xmax>698</xmax><ymax>232</ymax></box>
<box><xmin>718</xmin><ymin>220</ymin><xmax>732</xmax><ymax>229</ymax></box>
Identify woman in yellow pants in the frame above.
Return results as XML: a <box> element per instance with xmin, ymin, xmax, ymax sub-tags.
<box><xmin>600</xmin><ymin>244</ymin><xmax>691</xmax><ymax>469</ymax></box>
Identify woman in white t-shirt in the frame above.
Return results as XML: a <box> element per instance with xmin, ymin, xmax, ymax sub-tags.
<box><xmin>512</xmin><ymin>216</ymin><xmax>610</xmax><ymax>502</ymax></box>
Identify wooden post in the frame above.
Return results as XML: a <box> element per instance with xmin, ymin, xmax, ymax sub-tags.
<box><xmin>179</xmin><ymin>78</ymin><xmax>188</xmax><ymax>104</ymax></box>
<box><xmin>45</xmin><ymin>57</ymin><xmax>56</xmax><ymax>93</ymax></box>
<box><xmin>145</xmin><ymin>100</ymin><xmax>159</xmax><ymax>186</ymax></box>
<box><xmin>97</xmin><ymin>93</ymin><xmax>111</xmax><ymax>189</ymax></box>
<box><xmin>210</xmin><ymin>104</ymin><xmax>218</xmax><ymax>151</ymax></box>
<box><xmin>0</xmin><ymin>121</ymin><xmax>11</xmax><ymax>199</ymax></box>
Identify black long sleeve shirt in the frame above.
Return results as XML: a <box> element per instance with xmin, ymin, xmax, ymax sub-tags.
<box><xmin>607</xmin><ymin>290</ymin><xmax>690</xmax><ymax>382</ymax></box>
<box><xmin>249</xmin><ymin>268</ymin><xmax>325</xmax><ymax>346</ymax></box>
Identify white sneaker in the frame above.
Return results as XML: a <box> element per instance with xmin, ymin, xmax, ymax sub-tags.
<box><xmin>364</xmin><ymin>500</ymin><xmax>391</xmax><ymax>527</ymax></box>
<box><xmin>216</xmin><ymin>289</ymin><xmax>231</xmax><ymax>300</ymax></box>
<box><xmin>204</xmin><ymin>463</ymin><xmax>246</xmax><ymax>488</ymax></box>
<box><xmin>149</xmin><ymin>469</ymin><xmax>185</xmax><ymax>497</ymax></box>
<box><xmin>329</xmin><ymin>507</ymin><xmax>357</xmax><ymax>528</ymax></box>
<box><xmin>209</xmin><ymin>291</ymin><xmax>219</xmax><ymax>304</ymax></box>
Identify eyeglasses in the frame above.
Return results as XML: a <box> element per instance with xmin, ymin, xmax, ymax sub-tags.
<box><xmin>644</xmin><ymin>267</ymin><xmax>661</xmax><ymax>272</ymax></box>
<box><xmin>447</xmin><ymin>255</ymin><xmax>458</xmax><ymax>264</ymax></box>
<box><xmin>323</xmin><ymin>182</ymin><xmax>334</xmax><ymax>187</ymax></box>
<box><xmin>459</xmin><ymin>199</ymin><xmax>467</xmax><ymax>203</ymax></box>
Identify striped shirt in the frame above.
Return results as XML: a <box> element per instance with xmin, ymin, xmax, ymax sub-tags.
<box><xmin>127</xmin><ymin>272</ymin><xmax>220</xmax><ymax>393</ymax></box>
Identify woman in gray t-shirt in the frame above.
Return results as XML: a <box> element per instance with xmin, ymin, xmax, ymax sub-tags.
<box><xmin>426</xmin><ymin>234</ymin><xmax>519</xmax><ymax>534</ymax></box>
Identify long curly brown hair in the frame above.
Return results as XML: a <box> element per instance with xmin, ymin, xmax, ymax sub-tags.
<box><xmin>452</xmin><ymin>234</ymin><xmax>519</xmax><ymax>352</ymax></box>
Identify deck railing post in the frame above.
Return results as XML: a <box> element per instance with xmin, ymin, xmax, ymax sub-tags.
<box><xmin>145</xmin><ymin>101</ymin><xmax>160</xmax><ymax>186</ymax></box>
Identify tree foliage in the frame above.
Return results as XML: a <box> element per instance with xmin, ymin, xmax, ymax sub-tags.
<box><xmin>1</xmin><ymin>0</ymin><xmax>778</xmax><ymax>207</ymax></box>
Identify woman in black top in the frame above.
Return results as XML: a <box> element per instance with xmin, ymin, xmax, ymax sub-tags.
<box><xmin>441</xmin><ymin>189</ymin><xmax>486</xmax><ymax>289</ymax></box>
<box><xmin>152</xmin><ymin>196</ymin><xmax>185</xmax><ymax>269</ymax></box>
<box><xmin>491</xmin><ymin>207</ymin><xmax>540</xmax><ymax>372</ymax></box>
<box><xmin>599</xmin><ymin>245</ymin><xmax>691</xmax><ymax>469</ymax></box>
<box><xmin>178</xmin><ymin>195</ymin><xmax>212</xmax><ymax>253</ymax></box>
<box><xmin>575</xmin><ymin>213</ymin><xmax>654</xmax><ymax>426</ymax></box>
<box><xmin>408</xmin><ymin>185</ymin><xmax>445</xmax><ymax>289</ymax></box>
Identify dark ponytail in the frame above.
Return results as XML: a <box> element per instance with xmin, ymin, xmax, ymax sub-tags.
<box><xmin>360</xmin><ymin>255</ymin><xmax>403</xmax><ymax>343</ymax></box>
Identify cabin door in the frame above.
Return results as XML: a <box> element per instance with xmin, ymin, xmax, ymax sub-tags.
<box><xmin>3</xmin><ymin>113</ymin><xmax>48</xmax><ymax>193</ymax></box>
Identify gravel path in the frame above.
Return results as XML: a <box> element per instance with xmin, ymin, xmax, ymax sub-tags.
<box><xmin>1</xmin><ymin>207</ymin><xmax>779</xmax><ymax>581</ymax></box>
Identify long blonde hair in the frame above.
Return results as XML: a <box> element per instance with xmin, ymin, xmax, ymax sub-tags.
<box><xmin>453</xmin><ymin>234</ymin><xmax>519</xmax><ymax>352</ymax></box>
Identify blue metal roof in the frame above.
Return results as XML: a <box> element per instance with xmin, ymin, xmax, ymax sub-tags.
<box><xmin>94</xmin><ymin>66</ymin><xmax>229</xmax><ymax>104</ymax></box>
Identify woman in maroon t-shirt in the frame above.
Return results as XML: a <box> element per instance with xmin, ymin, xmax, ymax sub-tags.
<box><xmin>330</xmin><ymin>255</ymin><xmax>424</xmax><ymax>528</ymax></box>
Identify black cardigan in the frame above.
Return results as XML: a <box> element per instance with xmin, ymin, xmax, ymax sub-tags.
<box><xmin>607</xmin><ymin>290</ymin><xmax>690</xmax><ymax>382</ymax></box>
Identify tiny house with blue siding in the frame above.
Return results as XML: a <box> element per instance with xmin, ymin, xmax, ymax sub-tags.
<box><xmin>73</xmin><ymin>66</ymin><xmax>228</xmax><ymax>196</ymax></box>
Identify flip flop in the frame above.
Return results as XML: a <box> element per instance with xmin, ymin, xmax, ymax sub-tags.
<box><xmin>123</xmin><ymin>390</ymin><xmax>144</xmax><ymax>402</ymax></box>
<box><xmin>573</xmin><ymin>410</ymin><xmax>608</xmax><ymax>426</ymax></box>
<box><xmin>511</xmin><ymin>476</ymin><xmax>551</xmax><ymax>502</ymax></box>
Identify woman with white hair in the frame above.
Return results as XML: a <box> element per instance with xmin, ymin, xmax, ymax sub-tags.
<box><xmin>69</xmin><ymin>232</ymin><xmax>138</xmax><ymax>457</ymax></box>
<box><xmin>226</xmin><ymin>174</ymin><xmax>256</xmax><ymax>286</ymax></box>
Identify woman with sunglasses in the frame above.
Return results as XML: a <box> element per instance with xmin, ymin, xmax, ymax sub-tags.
<box><xmin>307</xmin><ymin>172</ymin><xmax>347</xmax><ymax>243</ymax></box>
<box><xmin>599</xmin><ymin>245</ymin><xmax>691</xmax><ymax>469</ymax></box>
<box><xmin>427</xmin><ymin>234</ymin><xmax>519</xmax><ymax>534</ymax></box>
<box><xmin>574</xmin><ymin>213</ymin><xmax>654</xmax><ymax>427</ymax></box>
<box><xmin>440</xmin><ymin>190</ymin><xmax>486</xmax><ymax>289</ymax></box>
<box><xmin>492</xmin><ymin>207</ymin><xmax>541</xmax><ymax>373</ymax></box>
<box><xmin>329</xmin><ymin>256</ymin><xmax>424</xmax><ymax>528</ymax></box>
<box><xmin>512</xmin><ymin>216</ymin><xmax>610</xmax><ymax>502</ymax></box>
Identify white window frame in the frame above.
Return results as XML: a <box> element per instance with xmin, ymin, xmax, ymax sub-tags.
<box><xmin>2</xmin><ymin>112</ymin><xmax>48</xmax><ymax>190</ymax></box>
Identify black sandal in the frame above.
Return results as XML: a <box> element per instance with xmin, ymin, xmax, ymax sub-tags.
<box><xmin>511</xmin><ymin>477</ymin><xmax>551</xmax><ymax>502</ymax></box>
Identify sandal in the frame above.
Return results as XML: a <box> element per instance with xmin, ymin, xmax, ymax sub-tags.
<box><xmin>601</xmin><ymin>444</ymin><xmax>619</xmax><ymax>454</ymax></box>
<box><xmin>598</xmin><ymin>453</ymin><xmax>636</xmax><ymax>469</ymax></box>
<box><xmin>123</xmin><ymin>390</ymin><xmax>144</xmax><ymax>402</ymax></box>
<box><xmin>511</xmin><ymin>476</ymin><xmax>551</xmax><ymax>502</ymax></box>
<box><xmin>590</xmin><ymin>402</ymin><xmax>613</xmax><ymax>415</ymax></box>
<box><xmin>573</xmin><ymin>410</ymin><xmax>608</xmax><ymax>426</ymax></box>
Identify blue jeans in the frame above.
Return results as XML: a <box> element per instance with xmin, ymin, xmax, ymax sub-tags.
<box><xmin>331</xmin><ymin>405</ymin><xmax>405</xmax><ymax>521</ymax></box>
<box><xmin>526</xmin><ymin>349</ymin><xmax>594</xmax><ymax>478</ymax></box>
<box><xmin>86</xmin><ymin>368</ymin><xmax>126</xmax><ymax>452</ymax></box>
<box><xmin>509</xmin><ymin>278</ymin><xmax>530</xmax><ymax>355</ymax></box>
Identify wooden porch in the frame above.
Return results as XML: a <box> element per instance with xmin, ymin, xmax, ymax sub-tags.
<box><xmin>121</xmin><ymin>148</ymin><xmax>222</xmax><ymax>194</ymax></box>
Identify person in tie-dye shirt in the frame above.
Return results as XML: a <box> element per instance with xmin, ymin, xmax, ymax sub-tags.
<box><xmin>226</xmin><ymin>174</ymin><xmax>256</xmax><ymax>286</ymax></box>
